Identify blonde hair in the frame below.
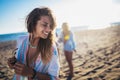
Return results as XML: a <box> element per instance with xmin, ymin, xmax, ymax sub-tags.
<box><xmin>62</xmin><ymin>22</ymin><xmax>70</xmax><ymax>32</ymax></box>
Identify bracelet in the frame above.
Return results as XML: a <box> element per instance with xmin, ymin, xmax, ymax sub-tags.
<box><xmin>31</xmin><ymin>69</ymin><xmax>37</xmax><ymax>79</ymax></box>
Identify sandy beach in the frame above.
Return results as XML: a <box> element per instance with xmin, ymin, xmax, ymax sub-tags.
<box><xmin>0</xmin><ymin>26</ymin><xmax>120</xmax><ymax>80</ymax></box>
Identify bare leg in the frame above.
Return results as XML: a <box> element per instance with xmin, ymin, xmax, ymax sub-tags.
<box><xmin>64</xmin><ymin>51</ymin><xmax>74</xmax><ymax>77</ymax></box>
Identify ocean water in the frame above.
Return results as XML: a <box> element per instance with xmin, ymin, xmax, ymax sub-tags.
<box><xmin>0</xmin><ymin>27</ymin><xmax>88</xmax><ymax>42</ymax></box>
<box><xmin>0</xmin><ymin>32</ymin><xmax>28</xmax><ymax>42</ymax></box>
<box><xmin>0</xmin><ymin>29</ymin><xmax>61</xmax><ymax>42</ymax></box>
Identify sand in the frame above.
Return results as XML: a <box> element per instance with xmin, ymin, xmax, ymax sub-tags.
<box><xmin>0</xmin><ymin>26</ymin><xmax>120</xmax><ymax>80</ymax></box>
<box><xmin>0</xmin><ymin>40</ymin><xmax>16</xmax><ymax>80</ymax></box>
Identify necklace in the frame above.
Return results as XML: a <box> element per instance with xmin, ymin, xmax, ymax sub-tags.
<box><xmin>29</xmin><ymin>41</ymin><xmax>37</xmax><ymax>48</ymax></box>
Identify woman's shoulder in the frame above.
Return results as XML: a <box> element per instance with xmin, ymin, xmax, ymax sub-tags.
<box><xmin>16</xmin><ymin>34</ymin><xmax>29</xmax><ymax>48</ymax></box>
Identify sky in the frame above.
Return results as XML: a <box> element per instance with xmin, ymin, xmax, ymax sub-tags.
<box><xmin>0</xmin><ymin>0</ymin><xmax>120</xmax><ymax>34</ymax></box>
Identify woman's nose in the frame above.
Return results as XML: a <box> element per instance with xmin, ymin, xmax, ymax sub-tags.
<box><xmin>46</xmin><ymin>25</ymin><xmax>52</xmax><ymax>32</ymax></box>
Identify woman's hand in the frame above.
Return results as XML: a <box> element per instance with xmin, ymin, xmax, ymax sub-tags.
<box><xmin>7</xmin><ymin>56</ymin><xmax>17</xmax><ymax>69</ymax></box>
<box><xmin>14</xmin><ymin>62</ymin><xmax>34</xmax><ymax>77</ymax></box>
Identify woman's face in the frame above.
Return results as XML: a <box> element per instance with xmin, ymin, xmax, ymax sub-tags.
<box><xmin>62</xmin><ymin>24</ymin><xmax>69</xmax><ymax>32</ymax></box>
<box><xmin>34</xmin><ymin>16</ymin><xmax>52</xmax><ymax>39</ymax></box>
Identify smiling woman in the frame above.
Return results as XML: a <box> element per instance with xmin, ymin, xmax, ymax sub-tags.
<box><xmin>7</xmin><ymin>7</ymin><xmax>60</xmax><ymax>80</ymax></box>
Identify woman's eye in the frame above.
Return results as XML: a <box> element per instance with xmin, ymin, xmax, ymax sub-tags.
<box><xmin>43</xmin><ymin>24</ymin><xmax>47</xmax><ymax>27</ymax></box>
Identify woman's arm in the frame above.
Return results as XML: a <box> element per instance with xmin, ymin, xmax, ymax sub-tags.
<box><xmin>47</xmin><ymin>45</ymin><xmax>60</xmax><ymax>80</ymax></box>
<box><xmin>13</xmin><ymin>60</ymin><xmax>58</xmax><ymax>80</ymax></box>
<box><xmin>13</xmin><ymin>62</ymin><xmax>52</xmax><ymax>80</ymax></box>
<box><xmin>71</xmin><ymin>32</ymin><xmax>76</xmax><ymax>51</ymax></box>
<box><xmin>35</xmin><ymin>72</ymin><xmax>51</xmax><ymax>80</ymax></box>
<box><xmin>57</xmin><ymin>32</ymin><xmax>64</xmax><ymax>43</ymax></box>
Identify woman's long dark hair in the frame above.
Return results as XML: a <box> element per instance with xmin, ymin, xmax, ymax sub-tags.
<box><xmin>26</xmin><ymin>7</ymin><xmax>56</xmax><ymax>64</ymax></box>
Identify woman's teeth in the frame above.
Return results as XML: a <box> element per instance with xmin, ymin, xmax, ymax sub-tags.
<box><xmin>44</xmin><ymin>32</ymin><xmax>48</xmax><ymax>35</ymax></box>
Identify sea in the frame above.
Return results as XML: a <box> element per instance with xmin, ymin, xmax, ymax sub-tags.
<box><xmin>0</xmin><ymin>27</ymin><xmax>88</xmax><ymax>42</ymax></box>
<box><xmin>0</xmin><ymin>32</ymin><xmax>28</xmax><ymax>42</ymax></box>
<box><xmin>0</xmin><ymin>28</ymin><xmax>62</xmax><ymax>42</ymax></box>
